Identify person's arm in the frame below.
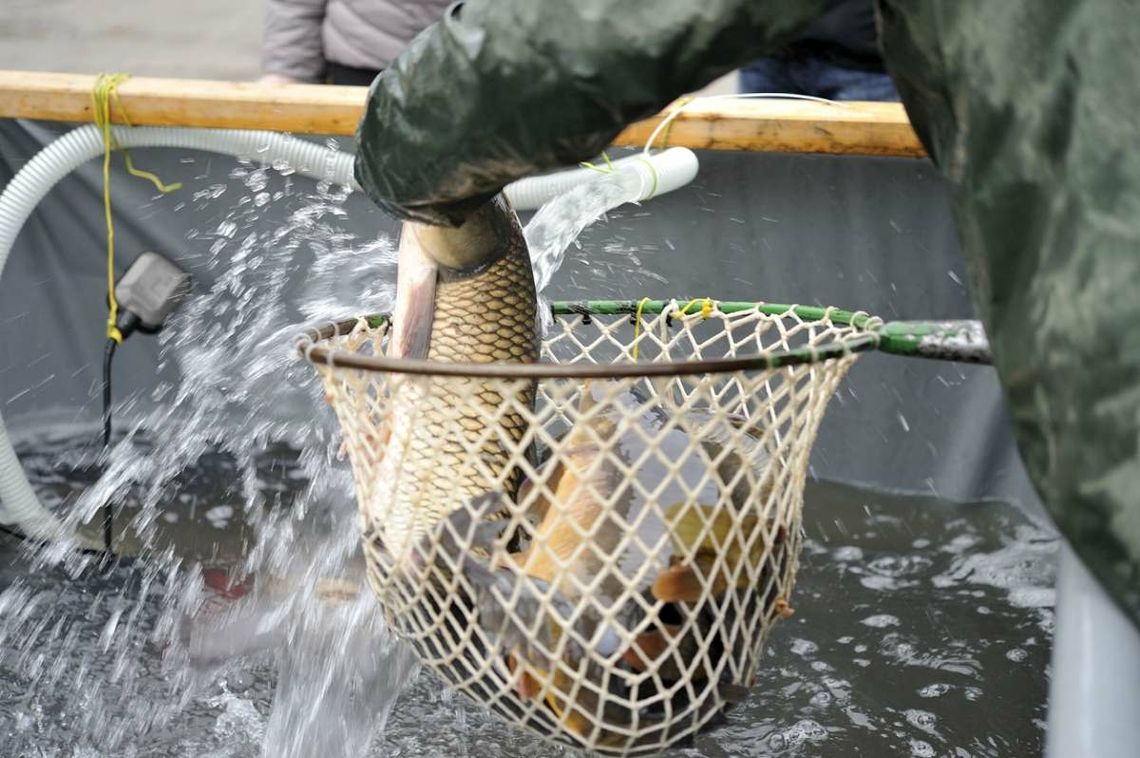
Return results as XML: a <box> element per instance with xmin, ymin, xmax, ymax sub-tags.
<box><xmin>262</xmin><ymin>0</ymin><xmax>330</xmax><ymax>83</ymax></box>
<box><xmin>355</xmin><ymin>0</ymin><xmax>829</xmax><ymax>226</ymax></box>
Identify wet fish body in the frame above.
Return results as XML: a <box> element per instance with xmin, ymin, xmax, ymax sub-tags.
<box><xmin>363</xmin><ymin>194</ymin><xmax>539</xmax><ymax>571</ymax></box>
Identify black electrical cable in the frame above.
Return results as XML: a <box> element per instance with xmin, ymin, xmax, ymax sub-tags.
<box><xmin>99</xmin><ymin>312</ymin><xmax>139</xmax><ymax>555</ymax></box>
<box><xmin>101</xmin><ymin>336</ymin><xmax>118</xmax><ymax>552</ymax></box>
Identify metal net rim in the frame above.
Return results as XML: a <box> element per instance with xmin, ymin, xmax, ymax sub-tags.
<box><xmin>296</xmin><ymin>298</ymin><xmax>882</xmax><ymax>380</ymax></box>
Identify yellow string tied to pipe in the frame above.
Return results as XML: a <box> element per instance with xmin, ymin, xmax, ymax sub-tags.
<box><xmin>655</xmin><ymin>95</ymin><xmax>696</xmax><ymax>152</ymax></box>
<box><xmin>631</xmin><ymin>297</ymin><xmax>715</xmax><ymax>360</ymax></box>
<box><xmin>91</xmin><ymin>73</ymin><xmax>182</xmax><ymax>343</ymax></box>
<box><xmin>631</xmin><ymin>297</ymin><xmax>653</xmax><ymax>360</ymax></box>
<box><xmin>580</xmin><ymin>151</ymin><xmax>660</xmax><ymax>200</ymax></box>
<box><xmin>578</xmin><ymin>151</ymin><xmax>616</xmax><ymax>173</ymax></box>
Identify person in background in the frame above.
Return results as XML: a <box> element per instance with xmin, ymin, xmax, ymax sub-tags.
<box><xmin>259</xmin><ymin>0</ymin><xmax>452</xmax><ymax>86</ymax></box>
<box><xmin>738</xmin><ymin>0</ymin><xmax>898</xmax><ymax>100</ymax></box>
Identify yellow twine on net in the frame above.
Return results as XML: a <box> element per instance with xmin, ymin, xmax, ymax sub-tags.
<box><xmin>678</xmin><ymin>297</ymin><xmax>715</xmax><ymax>320</ymax></box>
<box><xmin>631</xmin><ymin>297</ymin><xmax>652</xmax><ymax>360</ymax></box>
<box><xmin>631</xmin><ymin>297</ymin><xmax>715</xmax><ymax>360</ymax></box>
<box><xmin>629</xmin><ymin>296</ymin><xmax>715</xmax><ymax>360</ymax></box>
<box><xmin>91</xmin><ymin>73</ymin><xmax>182</xmax><ymax>343</ymax></box>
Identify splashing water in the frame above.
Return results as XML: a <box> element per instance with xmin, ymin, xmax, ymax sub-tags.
<box><xmin>0</xmin><ymin>146</ymin><xmax>660</xmax><ymax>756</ymax></box>
<box><xmin>525</xmin><ymin>166</ymin><xmax>649</xmax><ymax>327</ymax></box>
<box><xmin>4</xmin><ymin>140</ymin><xmax>407</xmax><ymax>754</ymax></box>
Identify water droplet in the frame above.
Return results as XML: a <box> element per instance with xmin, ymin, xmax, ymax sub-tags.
<box><xmin>918</xmin><ymin>683</ymin><xmax>951</xmax><ymax>698</ymax></box>
<box><xmin>910</xmin><ymin>738</ymin><xmax>935</xmax><ymax>757</ymax></box>
<box><xmin>810</xmin><ymin>691</ymin><xmax>832</xmax><ymax>707</ymax></box>
<box><xmin>905</xmin><ymin>709</ymin><xmax>938</xmax><ymax>733</ymax></box>
<box><xmin>790</xmin><ymin>638</ymin><xmax>818</xmax><ymax>657</ymax></box>
<box><xmin>246</xmin><ymin>171</ymin><xmax>269</xmax><ymax>193</ymax></box>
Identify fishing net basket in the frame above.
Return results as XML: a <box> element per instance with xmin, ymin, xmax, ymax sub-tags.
<box><xmin>298</xmin><ymin>298</ymin><xmax>880</xmax><ymax>756</ymax></box>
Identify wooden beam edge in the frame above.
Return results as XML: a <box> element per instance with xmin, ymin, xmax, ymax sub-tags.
<box><xmin>0</xmin><ymin>70</ymin><xmax>925</xmax><ymax>157</ymax></box>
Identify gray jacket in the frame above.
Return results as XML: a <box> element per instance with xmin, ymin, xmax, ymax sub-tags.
<box><xmin>262</xmin><ymin>0</ymin><xmax>452</xmax><ymax>82</ymax></box>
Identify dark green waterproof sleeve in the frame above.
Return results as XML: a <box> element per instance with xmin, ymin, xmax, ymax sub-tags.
<box><xmin>877</xmin><ymin>0</ymin><xmax>1140</xmax><ymax>629</ymax></box>
<box><xmin>354</xmin><ymin>0</ymin><xmax>828</xmax><ymax>226</ymax></box>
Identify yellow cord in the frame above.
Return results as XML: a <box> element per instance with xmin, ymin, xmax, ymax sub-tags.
<box><xmin>91</xmin><ymin>73</ymin><xmax>182</xmax><ymax>343</ymax></box>
<box><xmin>580</xmin><ymin>151</ymin><xmax>660</xmax><ymax>201</ymax></box>
<box><xmin>678</xmin><ymin>297</ymin><xmax>715</xmax><ymax>319</ymax></box>
<box><xmin>630</xmin><ymin>297</ymin><xmax>652</xmax><ymax>360</ymax></box>
<box><xmin>631</xmin><ymin>297</ymin><xmax>714</xmax><ymax>360</ymax></box>
<box><xmin>634</xmin><ymin>156</ymin><xmax>660</xmax><ymax>199</ymax></box>
<box><xmin>578</xmin><ymin>151</ymin><xmax>616</xmax><ymax>173</ymax></box>
<box><xmin>655</xmin><ymin>95</ymin><xmax>696</xmax><ymax>152</ymax></box>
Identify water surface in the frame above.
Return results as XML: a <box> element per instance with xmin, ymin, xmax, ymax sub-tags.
<box><xmin>0</xmin><ymin>436</ymin><xmax>1053</xmax><ymax>757</ymax></box>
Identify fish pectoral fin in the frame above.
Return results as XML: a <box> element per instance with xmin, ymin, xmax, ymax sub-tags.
<box><xmin>388</xmin><ymin>226</ymin><xmax>439</xmax><ymax>360</ymax></box>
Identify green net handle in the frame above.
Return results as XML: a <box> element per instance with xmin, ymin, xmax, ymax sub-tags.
<box><xmin>549</xmin><ymin>300</ymin><xmax>992</xmax><ymax>365</ymax></box>
<box><xmin>874</xmin><ymin>320</ymin><xmax>992</xmax><ymax>364</ymax></box>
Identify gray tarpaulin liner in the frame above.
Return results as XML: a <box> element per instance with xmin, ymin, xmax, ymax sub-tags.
<box><xmin>0</xmin><ymin>117</ymin><xmax>1042</xmax><ymax>520</ymax></box>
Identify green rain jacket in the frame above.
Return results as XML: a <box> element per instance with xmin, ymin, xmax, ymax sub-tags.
<box><xmin>355</xmin><ymin>0</ymin><xmax>1140</xmax><ymax>629</ymax></box>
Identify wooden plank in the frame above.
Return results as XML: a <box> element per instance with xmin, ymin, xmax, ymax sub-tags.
<box><xmin>0</xmin><ymin>71</ymin><xmax>365</xmax><ymax>136</ymax></box>
<box><xmin>613</xmin><ymin>98</ymin><xmax>925</xmax><ymax>157</ymax></box>
<box><xmin>0</xmin><ymin>70</ymin><xmax>925</xmax><ymax>157</ymax></box>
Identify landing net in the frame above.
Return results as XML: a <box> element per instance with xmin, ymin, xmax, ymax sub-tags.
<box><xmin>299</xmin><ymin>299</ymin><xmax>877</xmax><ymax>756</ymax></box>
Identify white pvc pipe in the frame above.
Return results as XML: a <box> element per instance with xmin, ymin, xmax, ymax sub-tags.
<box><xmin>1045</xmin><ymin>544</ymin><xmax>1140</xmax><ymax>758</ymax></box>
<box><xmin>0</xmin><ymin>125</ymin><xmax>700</xmax><ymax>540</ymax></box>
<box><xmin>504</xmin><ymin>147</ymin><xmax>699</xmax><ymax>210</ymax></box>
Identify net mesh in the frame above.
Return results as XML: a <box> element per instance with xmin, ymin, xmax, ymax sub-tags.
<box><xmin>304</xmin><ymin>301</ymin><xmax>867</xmax><ymax>756</ymax></box>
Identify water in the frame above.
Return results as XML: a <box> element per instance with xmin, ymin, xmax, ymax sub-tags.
<box><xmin>525</xmin><ymin>168</ymin><xmax>646</xmax><ymax>325</ymax></box>
<box><xmin>1</xmin><ymin>438</ymin><xmax>1054</xmax><ymax>756</ymax></box>
<box><xmin>0</xmin><ymin>148</ymin><xmax>1055</xmax><ymax>756</ymax></box>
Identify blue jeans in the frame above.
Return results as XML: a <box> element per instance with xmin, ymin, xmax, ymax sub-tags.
<box><xmin>740</xmin><ymin>56</ymin><xmax>899</xmax><ymax>101</ymax></box>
